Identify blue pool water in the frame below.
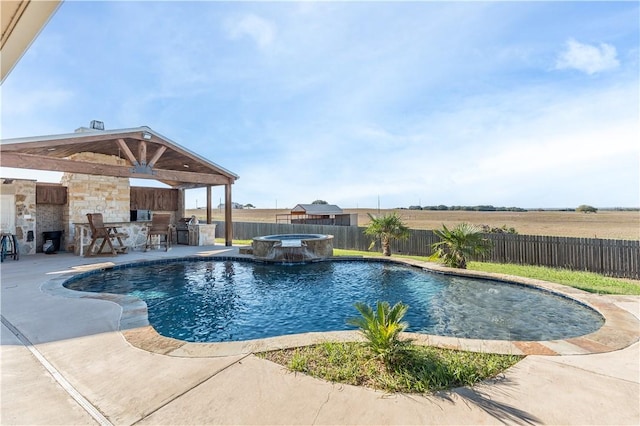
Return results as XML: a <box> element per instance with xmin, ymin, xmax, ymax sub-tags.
<box><xmin>64</xmin><ymin>259</ymin><xmax>604</xmax><ymax>342</ymax></box>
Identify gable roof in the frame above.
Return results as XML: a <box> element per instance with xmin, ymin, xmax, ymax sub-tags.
<box><xmin>0</xmin><ymin>126</ymin><xmax>238</xmax><ymax>189</ymax></box>
<box><xmin>291</xmin><ymin>204</ymin><xmax>343</xmax><ymax>215</ymax></box>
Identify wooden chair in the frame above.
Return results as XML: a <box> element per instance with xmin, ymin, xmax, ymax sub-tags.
<box><xmin>145</xmin><ymin>214</ymin><xmax>172</xmax><ymax>252</ymax></box>
<box><xmin>86</xmin><ymin>213</ymin><xmax>128</xmax><ymax>256</ymax></box>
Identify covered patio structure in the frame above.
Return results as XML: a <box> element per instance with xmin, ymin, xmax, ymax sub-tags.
<box><xmin>0</xmin><ymin>125</ymin><xmax>238</xmax><ymax>255</ymax></box>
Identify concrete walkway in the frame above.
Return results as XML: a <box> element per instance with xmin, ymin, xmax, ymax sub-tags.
<box><xmin>1</xmin><ymin>246</ymin><xmax>639</xmax><ymax>425</ymax></box>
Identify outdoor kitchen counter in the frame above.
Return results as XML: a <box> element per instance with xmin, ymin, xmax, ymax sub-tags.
<box><xmin>187</xmin><ymin>223</ymin><xmax>216</xmax><ymax>246</ymax></box>
<box><xmin>72</xmin><ymin>221</ymin><xmax>150</xmax><ymax>256</ymax></box>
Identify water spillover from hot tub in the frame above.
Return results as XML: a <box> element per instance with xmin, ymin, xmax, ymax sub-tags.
<box><xmin>252</xmin><ymin>234</ymin><xmax>334</xmax><ymax>262</ymax></box>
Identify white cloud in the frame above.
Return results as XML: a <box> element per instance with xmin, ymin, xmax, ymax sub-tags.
<box><xmin>224</xmin><ymin>14</ymin><xmax>276</xmax><ymax>50</ymax></box>
<box><xmin>555</xmin><ymin>38</ymin><xmax>620</xmax><ymax>74</ymax></box>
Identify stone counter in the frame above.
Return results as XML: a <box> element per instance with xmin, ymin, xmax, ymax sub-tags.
<box><xmin>188</xmin><ymin>224</ymin><xmax>216</xmax><ymax>246</ymax></box>
<box><xmin>74</xmin><ymin>222</ymin><xmax>215</xmax><ymax>254</ymax></box>
<box><xmin>73</xmin><ymin>222</ymin><xmax>148</xmax><ymax>256</ymax></box>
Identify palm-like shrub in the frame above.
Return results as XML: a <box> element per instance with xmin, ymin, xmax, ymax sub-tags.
<box><xmin>429</xmin><ymin>223</ymin><xmax>492</xmax><ymax>269</ymax></box>
<box><xmin>347</xmin><ymin>301</ymin><xmax>410</xmax><ymax>367</ymax></box>
<box><xmin>364</xmin><ymin>212</ymin><xmax>410</xmax><ymax>256</ymax></box>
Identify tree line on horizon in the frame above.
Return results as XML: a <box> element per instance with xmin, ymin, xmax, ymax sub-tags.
<box><xmin>400</xmin><ymin>205</ymin><xmax>638</xmax><ymax>212</ymax></box>
<box><xmin>219</xmin><ymin>202</ymin><xmax>637</xmax><ymax>211</ymax></box>
<box><xmin>404</xmin><ymin>205</ymin><xmax>527</xmax><ymax>212</ymax></box>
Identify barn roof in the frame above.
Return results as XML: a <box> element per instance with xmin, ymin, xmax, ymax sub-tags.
<box><xmin>291</xmin><ymin>204</ymin><xmax>344</xmax><ymax>215</ymax></box>
<box><xmin>0</xmin><ymin>126</ymin><xmax>238</xmax><ymax>189</ymax></box>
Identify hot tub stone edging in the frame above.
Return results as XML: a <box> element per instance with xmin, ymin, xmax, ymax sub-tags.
<box><xmin>252</xmin><ymin>234</ymin><xmax>334</xmax><ymax>262</ymax></box>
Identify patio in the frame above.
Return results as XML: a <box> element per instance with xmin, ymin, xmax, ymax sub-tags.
<box><xmin>1</xmin><ymin>245</ymin><xmax>639</xmax><ymax>425</ymax></box>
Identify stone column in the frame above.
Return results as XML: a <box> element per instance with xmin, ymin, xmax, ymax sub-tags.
<box><xmin>60</xmin><ymin>152</ymin><xmax>130</xmax><ymax>250</ymax></box>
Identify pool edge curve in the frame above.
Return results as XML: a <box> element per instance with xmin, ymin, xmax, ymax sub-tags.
<box><xmin>42</xmin><ymin>255</ymin><xmax>640</xmax><ymax>358</ymax></box>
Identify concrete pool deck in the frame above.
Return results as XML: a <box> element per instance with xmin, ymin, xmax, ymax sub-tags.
<box><xmin>1</xmin><ymin>245</ymin><xmax>639</xmax><ymax>425</ymax></box>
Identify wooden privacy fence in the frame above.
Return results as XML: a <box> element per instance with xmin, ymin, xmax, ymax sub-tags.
<box><xmin>215</xmin><ymin>221</ymin><xmax>640</xmax><ymax>279</ymax></box>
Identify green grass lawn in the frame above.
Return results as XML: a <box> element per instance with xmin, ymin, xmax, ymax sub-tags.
<box><xmin>258</xmin><ymin>341</ymin><xmax>522</xmax><ymax>394</ymax></box>
<box><xmin>466</xmin><ymin>261</ymin><xmax>640</xmax><ymax>295</ymax></box>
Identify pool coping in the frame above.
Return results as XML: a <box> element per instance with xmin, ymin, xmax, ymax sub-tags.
<box><xmin>41</xmin><ymin>254</ymin><xmax>640</xmax><ymax>358</ymax></box>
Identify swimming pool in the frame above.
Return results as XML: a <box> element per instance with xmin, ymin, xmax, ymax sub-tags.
<box><xmin>63</xmin><ymin>259</ymin><xmax>604</xmax><ymax>343</ymax></box>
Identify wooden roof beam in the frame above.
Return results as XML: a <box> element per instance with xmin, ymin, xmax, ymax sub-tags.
<box><xmin>0</xmin><ymin>152</ymin><xmax>232</xmax><ymax>185</ymax></box>
<box><xmin>148</xmin><ymin>146</ymin><xmax>167</xmax><ymax>168</ymax></box>
<box><xmin>139</xmin><ymin>141</ymin><xmax>147</xmax><ymax>165</ymax></box>
<box><xmin>116</xmin><ymin>138</ymin><xmax>138</xmax><ymax>166</ymax></box>
<box><xmin>117</xmin><ymin>138</ymin><xmax>155</xmax><ymax>175</ymax></box>
<box><xmin>0</xmin><ymin>133</ymin><xmax>130</xmax><ymax>150</ymax></box>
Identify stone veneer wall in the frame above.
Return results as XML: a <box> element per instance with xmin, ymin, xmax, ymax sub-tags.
<box><xmin>36</xmin><ymin>204</ymin><xmax>65</xmax><ymax>252</ymax></box>
<box><xmin>60</xmin><ymin>152</ymin><xmax>130</xmax><ymax>249</ymax></box>
<box><xmin>0</xmin><ymin>179</ymin><xmax>37</xmax><ymax>256</ymax></box>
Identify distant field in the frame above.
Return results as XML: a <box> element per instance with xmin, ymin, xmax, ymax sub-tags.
<box><xmin>187</xmin><ymin>208</ymin><xmax>639</xmax><ymax>240</ymax></box>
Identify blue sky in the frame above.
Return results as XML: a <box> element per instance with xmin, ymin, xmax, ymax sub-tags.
<box><xmin>1</xmin><ymin>1</ymin><xmax>638</xmax><ymax>209</ymax></box>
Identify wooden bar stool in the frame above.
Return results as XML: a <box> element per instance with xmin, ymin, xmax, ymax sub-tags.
<box><xmin>86</xmin><ymin>214</ymin><xmax>129</xmax><ymax>256</ymax></box>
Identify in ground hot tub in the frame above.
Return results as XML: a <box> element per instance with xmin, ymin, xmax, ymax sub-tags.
<box><xmin>252</xmin><ymin>234</ymin><xmax>334</xmax><ymax>262</ymax></box>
